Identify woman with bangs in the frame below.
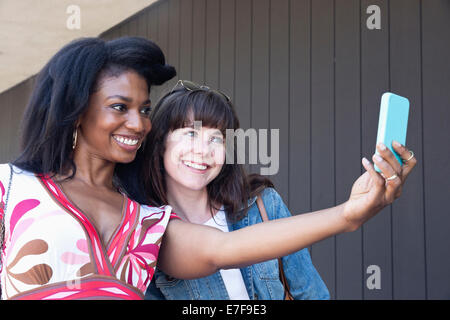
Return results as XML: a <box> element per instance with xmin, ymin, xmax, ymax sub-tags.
<box><xmin>133</xmin><ymin>80</ymin><xmax>416</xmax><ymax>300</ymax></box>
<box><xmin>142</xmin><ymin>81</ymin><xmax>329</xmax><ymax>300</ymax></box>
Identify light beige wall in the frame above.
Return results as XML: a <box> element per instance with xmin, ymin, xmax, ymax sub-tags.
<box><xmin>0</xmin><ymin>0</ymin><xmax>158</xmax><ymax>94</ymax></box>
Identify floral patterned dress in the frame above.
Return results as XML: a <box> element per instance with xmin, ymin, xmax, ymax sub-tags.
<box><xmin>0</xmin><ymin>164</ymin><xmax>178</xmax><ymax>300</ymax></box>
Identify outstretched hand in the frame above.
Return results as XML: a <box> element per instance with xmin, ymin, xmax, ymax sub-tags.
<box><xmin>342</xmin><ymin>141</ymin><xmax>417</xmax><ymax>231</ymax></box>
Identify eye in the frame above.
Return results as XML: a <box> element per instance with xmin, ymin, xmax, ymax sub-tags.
<box><xmin>186</xmin><ymin>130</ymin><xmax>197</xmax><ymax>138</ymax></box>
<box><xmin>140</xmin><ymin>106</ymin><xmax>152</xmax><ymax>116</ymax></box>
<box><xmin>211</xmin><ymin>136</ymin><xmax>224</xmax><ymax>144</ymax></box>
<box><xmin>111</xmin><ymin>104</ymin><xmax>126</xmax><ymax>112</ymax></box>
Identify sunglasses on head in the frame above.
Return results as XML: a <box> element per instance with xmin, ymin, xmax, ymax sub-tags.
<box><xmin>170</xmin><ymin>80</ymin><xmax>232</xmax><ymax>102</ymax></box>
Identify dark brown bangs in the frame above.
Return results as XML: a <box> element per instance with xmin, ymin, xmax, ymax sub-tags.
<box><xmin>166</xmin><ymin>90</ymin><xmax>238</xmax><ymax>133</ymax></box>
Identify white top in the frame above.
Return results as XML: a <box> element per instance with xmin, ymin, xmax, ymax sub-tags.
<box><xmin>203</xmin><ymin>209</ymin><xmax>250</xmax><ymax>300</ymax></box>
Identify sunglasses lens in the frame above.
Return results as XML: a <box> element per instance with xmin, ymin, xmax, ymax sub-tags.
<box><xmin>173</xmin><ymin>80</ymin><xmax>231</xmax><ymax>102</ymax></box>
<box><xmin>181</xmin><ymin>80</ymin><xmax>199</xmax><ymax>91</ymax></box>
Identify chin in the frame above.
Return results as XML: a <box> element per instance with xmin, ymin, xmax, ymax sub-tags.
<box><xmin>181</xmin><ymin>181</ymin><xmax>209</xmax><ymax>191</ymax></box>
<box><xmin>113</xmin><ymin>154</ymin><xmax>138</xmax><ymax>164</ymax></box>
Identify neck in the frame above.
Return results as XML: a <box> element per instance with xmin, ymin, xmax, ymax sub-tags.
<box><xmin>59</xmin><ymin>149</ymin><xmax>116</xmax><ymax>190</ymax></box>
<box><xmin>166</xmin><ymin>179</ymin><xmax>219</xmax><ymax>225</ymax></box>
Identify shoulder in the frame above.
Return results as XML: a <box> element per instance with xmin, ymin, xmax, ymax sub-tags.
<box><xmin>0</xmin><ymin>164</ymin><xmax>36</xmax><ymax>186</ymax></box>
<box><xmin>139</xmin><ymin>204</ymin><xmax>179</xmax><ymax>221</ymax></box>
<box><xmin>259</xmin><ymin>187</ymin><xmax>285</xmax><ymax>208</ymax></box>
<box><xmin>0</xmin><ymin>164</ymin><xmax>35</xmax><ymax>203</ymax></box>
<box><xmin>0</xmin><ymin>164</ymin><xmax>18</xmax><ymax>190</ymax></box>
<box><xmin>249</xmin><ymin>187</ymin><xmax>291</xmax><ymax>220</ymax></box>
<box><xmin>0</xmin><ymin>164</ymin><xmax>33</xmax><ymax>178</ymax></box>
<box><xmin>0</xmin><ymin>163</ymin><xmax>10</xmax><ymax>197</ymax></box>
<box><xmin>0</xmin><ymin>163</ymin><xmax>11</xmax><ymax>180</ymax></box>
<box><xmin>140</xmin><ymin>203</ymin><xmax>172</xmax><ymax>215</ymax></box>
<box><xmin>133</xmin><ymin>204</ymin><xmax>177</xmax><ymax>242</ymax></box>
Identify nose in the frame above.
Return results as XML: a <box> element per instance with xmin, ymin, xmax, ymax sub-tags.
<box><xmin>191</xmin><ymin>133</ymin><xmax>213</xmax><ymax>157</ymax></box>
<box><xmin>125</xmin><ymin>110</ymin><xmax>147</xmax><ymax>134</ymax></box>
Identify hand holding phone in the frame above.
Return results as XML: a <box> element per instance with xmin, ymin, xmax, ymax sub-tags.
<box><xmin>374</xmin><ymin>92</ymin><xmax>410</xmax><ymax>173</ymax></box>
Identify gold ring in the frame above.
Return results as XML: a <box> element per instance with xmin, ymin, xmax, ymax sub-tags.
<box><xmin>403</xmin><ymin>150</ymin><xmax>414</xmax><ymax>163</ymax></box>
<box><xmin>386</xmin><ymin>174</ymin><xmax>398</xmax><ymax>181</ymax></box>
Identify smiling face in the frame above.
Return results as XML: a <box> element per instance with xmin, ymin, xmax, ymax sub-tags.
<box><xmin>163</xmin><ymin>120</ymin><xmax>226</xmax><ymax>192</ymax></box>
<box><xmin>76</xmin><ymin>70</ymin><xmax>152</xmax><ymax>164</ymax></box>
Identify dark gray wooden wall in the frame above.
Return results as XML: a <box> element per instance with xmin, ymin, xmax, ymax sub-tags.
<box><xmin>1</xmin><ymin>0</ymin><xmax>449</xmax><ymax>299</ymax></box>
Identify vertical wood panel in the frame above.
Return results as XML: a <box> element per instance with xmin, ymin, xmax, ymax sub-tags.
<box><xmin>235</xmin><ymin>0</ymin><xmax>252</xmax><ymax>131</ymax></box>
<box><xmin>251</xmin><ymin>0</ymin><xmax>270</xmax><ymax>176</ymax></box>
<box><xmin>158</xmin><ymin>1</ymin><xmax>169</xmax><ymax>56</ymax></box>
<box><xmin>179</xmin><ymin>0</ymin><xmax>193</xmax><ymax>80</ymax></box>
<box><xmin>192</xmin><ymin>0</ymin><xmax>206</xmax><ymax>84</ymax></box>
<box><xmin>105</xmin><ymin>27</ymin><xmax>120</xmax><ymax>40</ymax></box>
<box><xmin>157</xmin><ymin>0</ymin><xmax>171</xmax><ymax>96</ymax></box>
<box><xmin>128</xmin><ymin>16</ymin><xmax>139</xmax><ymax>36</ymax></box>
<box><xmin>421</xmin><ymin>0</ymin><xmax>450</xmax><ymax>299</ymax></box>
<box><xmin>166</xmin><ymin>0</ymin><xmax>181</xmax><ymax>91</ymax></box>
<box><xmin>0</xmin><ymin>89</ymin><xmax>11</xmax><ymax>163</ymax></box>
<box><xmin>310</xmin><ymin>0</ymin><xmax>336</xmax><ymax>299</ymax></box>
<box><xmin>9</xmin><ymin>79</ymin><xmax>32</xmax><ymax>158</ymax></box>
<box><xmin>147</xmin><ymin>4</ymin><xmax>161</xmax><ymax>103</ymax></box>
<box><xmin>361</xmin><ymin>0</ymin><xmax>392</xmax><ymax>299</ymax></box>
<box><xmin>147</xmin><ymin>5</ymin><xmax>158</xmax><ymax>40</ymax></box>
<box><xmin>335</xmin><ymin>0</ymin><xmax>363</xmax><ymax>300</ymax></box>
<box><xmin>219</xmin><ymin>0</ymin><xmax>235</xmax><ymax>99</ymax></box>
<box><xmin>389</xmin><ymin>0</ymin><xmax>426</xmax><ymax>299</ymax></box>
<box><xmin>137</xmin><ymin>11</ymin><xmax>148</xmax><ymax>38</ymax></box>
<box><xmin>205</xmin><ymin>0</ymin><xmax>220</xmax><ymax>88</ymax></box>
<box><xmin>269</xmin><ymin>0</ymin><xmax>289</xmax><ymax>201</ymax></box>
<box><xmin>100</xmin><ymin>29</ymin><xmax>113</xmax><ymax>41</ymax></box>
<box><xmin>289</xmin><ymin>0</ymin><xmax>311</xmax><ymax>215</ymax></box>
<box><xmin>5</xmin><ymin>89</ymin><xmax>13</xmax><ymax>161</ymax></box>
<box><xmin>119</xmin><ymin>22</ymin><xmax>129</xmax><ymax>37</ymax></box>
<box><xmin>234</xmin><ymin>0</ymin><xmax>252</xmax><ymax>173</ymax></box>
<box><xmin>0</xmin><ymin>78</ymin><xmax>33</xmax><ymax>163</ymax></box>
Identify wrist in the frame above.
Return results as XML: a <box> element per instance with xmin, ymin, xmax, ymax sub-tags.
<box><xmin>340</xmin><ymin>201</ymin><xmax>362</xmax><ymax>233</ymax></box>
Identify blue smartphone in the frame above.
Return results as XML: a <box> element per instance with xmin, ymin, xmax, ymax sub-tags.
<box><xmin>374</xmin><ymin>92</ymin><xmax>410</xmax><ymax>173</ymax></box>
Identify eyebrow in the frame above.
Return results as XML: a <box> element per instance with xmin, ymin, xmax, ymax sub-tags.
<box><xmin>106</xmin><ymin>95</ymin><xmax>131</xmax><ymax>102</ymax></box>
<box><xmin>183</xmin><ymin>123</ymin><xmax>223</xmax><ymax>135</ymax></box>
<box><xmin>106</xmin><ymin>95</ymin><xmax>151</xmax><ymax>105</ymax></box>
<box><xmin>210</xmin><ymin>129</ymin><xmax>223</xmax><ymax>135</ymax></box>
<box><xmin>183</xmin><ymin>121</ymin><xmax>195</xmax><ymax>128</ymax></box>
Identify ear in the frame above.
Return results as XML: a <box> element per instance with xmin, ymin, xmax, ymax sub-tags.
<box><xmin>74</xmin><ymin>118</ymin><xmax>82</xmax><ymax>129</ymax></box>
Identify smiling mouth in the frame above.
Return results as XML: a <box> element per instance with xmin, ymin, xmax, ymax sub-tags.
<box><xmin>182</xmin><ymin>160</ymin><xmax>209</xmax><ymax>170</ymax></box>
<box><xmin>112</xmin><ymin>135</ymin><xmax>140</xmax><ymax>146</ymax></box>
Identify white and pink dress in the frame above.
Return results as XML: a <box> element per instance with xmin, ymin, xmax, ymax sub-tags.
<box><xmin>0</xmin><ymin>164</ymin><xmax>178</xmax><ymax>300</ymax></box>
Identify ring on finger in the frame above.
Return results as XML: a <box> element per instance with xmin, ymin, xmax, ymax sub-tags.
<box><xmin>402</xmin><ymin>150</ymin><xmax>414</xmax><ymax>163</ymax></box>
<box><xmin>385</xmin><ymin>174</ymin><xmax>398</xmax><ymax>181</ymax></box>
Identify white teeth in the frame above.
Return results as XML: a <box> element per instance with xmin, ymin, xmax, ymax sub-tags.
<box><xmin>183</xmin><ymin>161</ymin><xmax>207</xmax><ymax>170</ymax></box>
<box><xmin>114</xmin><ymin>136</ymin><xmax>139</xmax><ymax>146</ymax></box>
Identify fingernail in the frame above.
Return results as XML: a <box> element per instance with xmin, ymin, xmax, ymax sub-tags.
<box><xmin>393</xmin><ymin>141</ymin><xmax>401</xmax><ymax>148</ymax></box>
<box><xmin>374</xmin><ymin>154</ymin><xmax>383</xmax><ymax>162</ymax></box>
<box><xmin>378</xmin><ymin>143</ymin><xmax>386</xmax><ymax>151</ymax></box>
<box><xmin>362</xmin><ymin>157</ymin><xmax>370</xmax><ymax>165</ymax></box>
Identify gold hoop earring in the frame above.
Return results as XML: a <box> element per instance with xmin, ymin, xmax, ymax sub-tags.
<box><xmin>72</xmin><ymin>128</ymin><xmax>78</xmax><ymax>150</ymax></box>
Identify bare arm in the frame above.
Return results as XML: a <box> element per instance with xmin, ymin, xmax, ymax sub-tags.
<box><xmin>157</xmin><ymin>142</ymin><xmax>417</xmax><ymax>280</ymax></box>
<box><xmin>157</xmin><ymin>202</ymin><xmax>350</xmax><ymax>279</ymax></box>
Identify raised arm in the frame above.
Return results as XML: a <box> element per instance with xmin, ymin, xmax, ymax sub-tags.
<box><xmin>157</xmin><ymin>142</ymin><xmax>416</xmax><ymax>280</ymax></box>
<box><xmin>158</xmin><ymin>202</ymin><xmax>350</xmax><ymax>279</ymax></box>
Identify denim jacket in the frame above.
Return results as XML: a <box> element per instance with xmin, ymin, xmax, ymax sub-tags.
<box><xmin>145</xmin><ymin>188</ymin><xmax>330</xmax><ymax>300</ymax></box>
